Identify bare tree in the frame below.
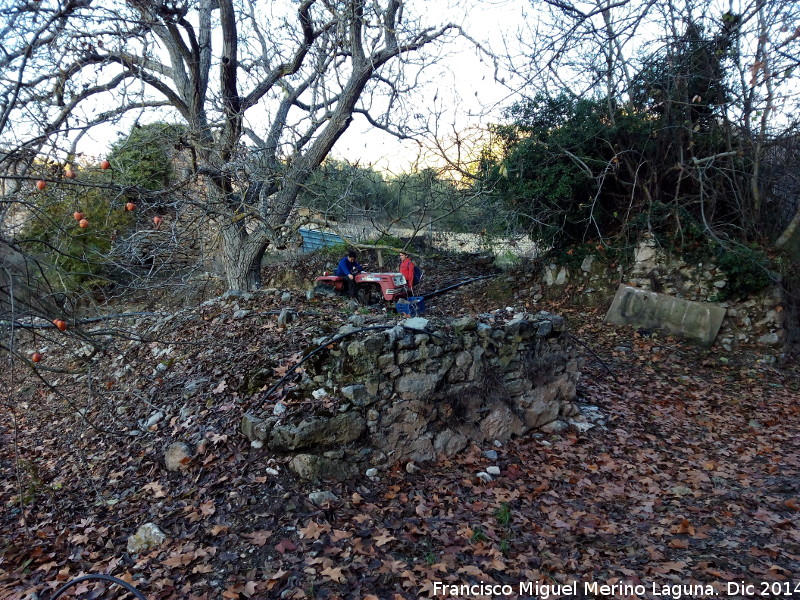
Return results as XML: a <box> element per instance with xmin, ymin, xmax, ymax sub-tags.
<box><xmin>501</xmin><ymin>0</ymin><xmax>800</xmax><ymax>245</ymax></box>
<box><xmin>0</xmin><ymin>0</ymin><xmax>463</xmax><ymax>291</ymax></box>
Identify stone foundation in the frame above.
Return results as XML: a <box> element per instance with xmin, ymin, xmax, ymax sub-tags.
<box><xmin>242</xmin><ymin>313</ymin><xmax>581</xmax><ymax>480</ymax></box>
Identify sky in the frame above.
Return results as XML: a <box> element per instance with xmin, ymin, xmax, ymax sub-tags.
<box><xmin>330</xmin><ymin>0</ymin><xmax>526</xmax><ymax>173</ymax></box>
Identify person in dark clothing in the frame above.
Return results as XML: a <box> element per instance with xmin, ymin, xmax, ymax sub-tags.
<box><xmin>335</xmin><ymin>250</ymin><xmax>363</xmax><ymax>298</ymax></box>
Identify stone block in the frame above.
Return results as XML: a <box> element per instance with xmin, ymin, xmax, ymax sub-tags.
<box><xmin>453</xmin><ymin>316</ymin><xmax>477</xmax><ymax>333</ymax></box>
<box><xmin>434</xmin><ymin>430</ymin><xmax>469</xmax><ymax>457</ymax></box>
<box><xmin>604</xmin><ymin>284</ymin><xmax>726</xmax><ymax>346</ymax></box>
<box><xmin>523</xmin><ymin>401</ymin><xmax>561</xmax><ymax>428</ymax></box>
<box><xmin>455</xmin><ymin>350</ymin><xmax>472</xmax><ymax>368</ymax></box>
<box><xmin>408</xmin><ymin>434</ymin><xmax>435</xmax><ymax>462</ymax></box>
<box><xmin>288</xmin><ymin>454</ymin><xmax>357</xmax><ymax>481</ymax></box>
<box><xmin>363</xmin><ymin>335</ymin><xmax>385</xmax><ymax>355</ymax></box>
<box><xmin>341</xmin><ymin>384</ymin><xmax>376</xmax><ymax>406</ymax></box>
<box><xmin>269</xmin><ymin>414</ymin><xmax>365</xmax><ymax>451</ymax></box>
<box><xmin>397</xmin><ymin>350</ymin><xmax>419</xmax><ymax>365</ymax></box>
<box><xmin>396</xmin><ymin>372</ymin><xmax>440</xmax><ymax>397</ymax></box>
<box><xmin>377</xmin><ymin>353</ymin><xmax>394</xmax><ymax>369</ymax></box>
<box><xmin>241</xmin><ymin>413</ymin><xmax>277</xmax><ymax>441</ymax></box>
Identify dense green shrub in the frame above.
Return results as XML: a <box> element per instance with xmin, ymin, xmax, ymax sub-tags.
<box><xmin>713</xmin><ymin>244</ymin><xmax>774</xmax><ymax>299</ymax></box>
<box><xmin>108</xmin><ymin>122</ymin><xmax>186</xmax><ymax>191</ymax></box>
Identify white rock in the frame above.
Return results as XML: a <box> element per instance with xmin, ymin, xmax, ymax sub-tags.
<box><xmin>486</xmin><ymin>466</ymin><xmax>501</xmax><ymax>476</ymax></box>
<box><xmin>402</xmin><ymin>317</ymin><xmax>429</xmax><ymax>330</ymax></box>
<box><xmin>405</xmin><ymin>461</ymin><xmax>420</xmax><ymax>474</ymax></box>
<box><xmin>142</xmin><ymin>411</ymin><xmax>164</xmax><ymax>428</ymax></box>
<box><xmin>127</xmin><ymin>523</ymin><xmax>166</xmax><ymax>554</ymax></box>
<box><xmin>312</xmin><ymin>388</ymin><xmax>328</xmax><ymax>399</ymax></box>
<box><xmin>308</xmin><ymin>491</ymin><xmax>339</xmax><ymax>506</ymax></box>
<box><xmin>273</xmin><ymin>403</ymin><xmax>287</xmax><ymax>416</ymax></box>
<box><xmin>265</xmin><ymin>467</ymin><xmax>280</xmax><ymax>476</ymax></box>
<box><xmin>250</xmin><ymin>440</ymin><xmax>264</xmax><ymax>449</ymax></box>
<box><xmin>476</xmin><ymin>472</ymin><xmax>493</xmax><ymax>483</ymax></box>
<box><xmin>365</xmin><ymin>468</ymin><xmax>378</xmax><ymax>478</ymax></box>
<box><xmin>569</xmin><ymin>419</ymin><xmax>595</xmax><ymax>433</ymax></box>
<box><xmin>164</xmin><ymin>442</ymin><xmax>192</xmax><ymax>471</ymax></box>
<box><xmin>758</xmin><ymin>332</ymin><xmax>780</xmax><ymax>346</ymax></box>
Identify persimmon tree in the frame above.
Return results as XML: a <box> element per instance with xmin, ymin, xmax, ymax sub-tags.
<box><xmin>0</xmin><ymin>0</ymin><xmax>463</xmax><ymax>291</ymax></box>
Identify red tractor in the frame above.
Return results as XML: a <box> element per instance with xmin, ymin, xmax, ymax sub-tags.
<box><xmin>313</xmin><ymin>270</ymin><xmax>409</xmax><ymax>304</ymax></box>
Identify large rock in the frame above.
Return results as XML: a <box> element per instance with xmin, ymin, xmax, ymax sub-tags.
<box><xmin>241</xmin><ymin>413</ymin><xmax>277</xmax><ymax>441</ymax></box>
<box><xmin>395</xmin><ymin>372</ymin><xmax>440</xmax><ymax>398</ymax></box>
<box><xmin>341</xmin><ymin>384</ymin><xmax>375</xmax><ymax>406</ymax></box>
<box><xmin>519</xmin><ymin>383</ymin><xmax>563</xmax><ymax>428</ymax></box>
<box><xmin>480</xmin><ymin>403</ymin><xmax>523</xmax><ymax>442</ymax></box>
<box><xmin>269</xmin><ymin>414</ymin><xmax>365</xmax><ymax>451</ymax></box>
<box><xmin>434</xmin><ymin>430</ymin><xmax>469</xmax><ymax>458</ymax></box>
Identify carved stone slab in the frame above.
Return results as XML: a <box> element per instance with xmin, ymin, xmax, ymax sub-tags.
<box><xmin>604</xmin><ymin>284</ymin><xmax>726</xmax><ymax>345</ymax></box>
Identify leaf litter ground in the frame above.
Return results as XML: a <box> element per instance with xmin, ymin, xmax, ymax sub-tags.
<box><xmin>1</xmin><ymin>256</ymin><xmax>799</xmax><ymax>600</ymax></box>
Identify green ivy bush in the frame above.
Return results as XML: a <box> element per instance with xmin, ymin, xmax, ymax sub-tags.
<box><xmin>713</xmin><ymin>243</ymin><xmax>774</xmax><ymax>300</ymax></box>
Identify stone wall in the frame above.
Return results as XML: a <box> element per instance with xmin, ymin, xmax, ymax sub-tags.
<box><xmin>539</xmin><ymin>238</ymin><xmax>786</xmax><ymax>351</ymax></box>
<box><xmin>242</xmin><ymin>313</ymin><xmax>581</xmax><ymax>480</ymax></box>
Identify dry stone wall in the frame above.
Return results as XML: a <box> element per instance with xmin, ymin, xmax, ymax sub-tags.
<box><xmin>242</xmin><ymin>313</ymin><xmax>581</xmax><ymax>481</ymax></box>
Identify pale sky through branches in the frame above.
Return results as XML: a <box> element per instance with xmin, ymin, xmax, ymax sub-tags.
<box><xmin>298</xmin><ymin>0</ymin><xmax>526</xmax><ymax>173</ymax></box>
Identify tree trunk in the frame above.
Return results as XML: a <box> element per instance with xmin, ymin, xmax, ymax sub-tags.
<box><xmin>221</xmin><ymin>224</ymin><xmax>269</xmax><ymax>291</ymax></box>
<box><xmin>775</xmin><ymin>206</ymin><xmax>800</xmax><ymax>249</ymax></box>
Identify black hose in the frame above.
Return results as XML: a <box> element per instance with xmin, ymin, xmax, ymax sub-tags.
<box><xmin>49</xmin><ymin>574</ymin><xmax>148</xmax><ymax>600</ymax></box>
<box><xmin>420</xmin><ymin>274</ymin><xmax>497</xmax><ymax>301</ymax></box>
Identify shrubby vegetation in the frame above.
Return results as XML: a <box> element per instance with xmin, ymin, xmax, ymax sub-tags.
<box><xmin>299</xmin><ymin>160</ymin><xmax>486</xmax><ymax>234</ymax></box>
<box><xmin>108</xmin><ymin>123</ymin><xmax>186</xmax><ymax>192</ymax></box>
<box><xmin>18</xmin><ymin>174</ymin><xmax>135</xmax><ymax>294</ymax></box>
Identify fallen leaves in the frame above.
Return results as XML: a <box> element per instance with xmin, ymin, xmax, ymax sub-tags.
<box><xmin>1</xmin><ymin>270</ymin><xmax>799</xmax><ymax>599</ymax></box>
<box><xmin>298</xmin><ymin>520</ymin><xmax>330</xmax><ymax>540</ymax></box>
<box><xmin>274</xmin><ymin>538</ymin><xmax>297</xmax><ymax>554</ymax></box>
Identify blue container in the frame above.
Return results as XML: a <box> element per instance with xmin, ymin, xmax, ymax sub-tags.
<box><xmin>396</xmin><ymin>296</ymin><xmax>425</xmax><ymax>316</ymax></box>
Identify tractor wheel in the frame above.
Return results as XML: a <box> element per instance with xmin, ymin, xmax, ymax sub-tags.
<box><xmin>356</xmin><ymin>284</ymin><xmax>381</xmax><ymax>306</ymax></box>
<box><xmin>313</xmin><ymin>284</ymin><xmax>337</xmax><ymax>298</ymax></box>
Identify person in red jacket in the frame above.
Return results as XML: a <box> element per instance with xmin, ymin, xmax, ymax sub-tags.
<box><xmin>399</xmin><ymin>251</ymin><xmax>415</xmax><ymax>294</ymax></box>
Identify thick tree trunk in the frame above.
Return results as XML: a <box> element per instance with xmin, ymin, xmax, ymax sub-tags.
<box><xmin>221</xmin><ymin>225</ymin><xmax>269</xmax><ymax>291</ymax></box>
